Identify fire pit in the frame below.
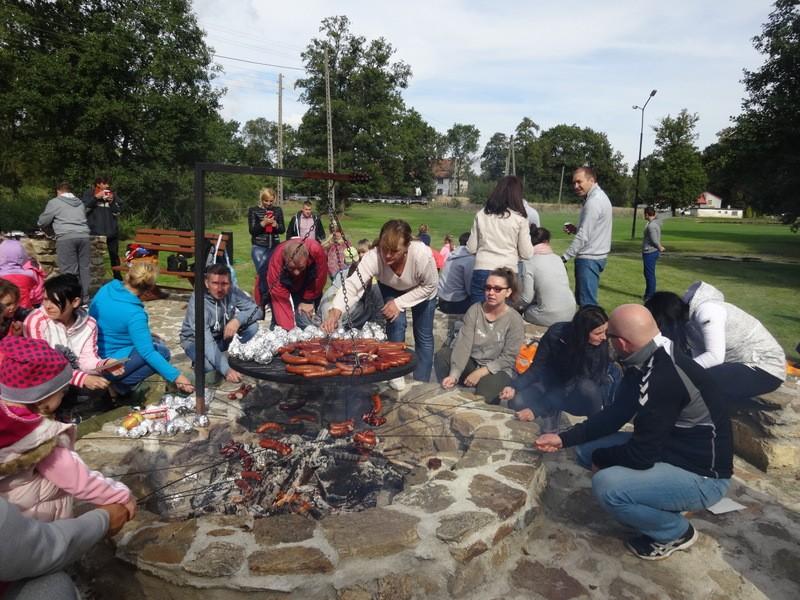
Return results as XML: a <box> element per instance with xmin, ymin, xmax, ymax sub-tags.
<box><xmin>75</xmin><ymin>382</ymin><xmax>548</xmax><ymax>599</ymax></box>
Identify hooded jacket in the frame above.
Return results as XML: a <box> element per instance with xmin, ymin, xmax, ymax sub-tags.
<box><xmin>0</xmin><ymin>241</ymin><xmax>45</xmax><ymax>309</ymax></box>
<box><xmin>37</xmin><ymin>193</ymin><xmax>90</xmax><ymax>240</ymax></box>
<box><xmin>0</xmin><ymin>403</ymin><xmax>130</xmax><ymax>522</ymax></box>
<box><xmin>179</xmin><ymin>287</ymin><xmax>262</xmax><ymax>375</ymax></box>
<box><xmin>24</xmin><ymin>307</ymin><xmax>110</xmax><ymax>388</ymax></box>
<box><xmin>89</xmin><ymin>280</ymin><xmax>180</xmax><ymax>382</ymax></box>
<box><xmin>683</xmin><ymin>281</ymin><xmax>785</xmax><ymax>382</ymax></box>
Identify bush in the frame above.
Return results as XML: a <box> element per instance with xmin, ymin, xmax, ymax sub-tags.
<box><xmin>0</xmin><ymin>185</ymin><xmax>50</xmax><ymax>231</ymax></box>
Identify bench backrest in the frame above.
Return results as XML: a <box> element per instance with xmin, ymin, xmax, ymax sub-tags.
<box><xmin>133</xmin><ymin>229</ymin><xmax>229</xmax><ymax>257</ymax></box>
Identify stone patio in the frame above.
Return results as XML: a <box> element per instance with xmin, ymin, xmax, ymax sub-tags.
<box><xmin>71</xmin><ymin>298</ymin><xmax>800</xmax><ymax>599</ymax></box>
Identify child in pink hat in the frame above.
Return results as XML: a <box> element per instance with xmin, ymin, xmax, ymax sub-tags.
<box><xmin>0</xmin><ymin>337</ymin><xmax>135</xmax><ymax>521</ymax></box>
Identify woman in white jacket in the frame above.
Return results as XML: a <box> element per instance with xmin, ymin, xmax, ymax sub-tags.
<box><xmin>466</xmin><ymin>176</ymin><xmax>534</xmax><ymax>304</ymax></box>
<box><xmin>646</xmin><ymin>281</ymin><xmax>785</xmax><ymax>400</ymax></box>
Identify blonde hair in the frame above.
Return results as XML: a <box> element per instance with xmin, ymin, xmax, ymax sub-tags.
<box><xmin>378</xmin><ymin>219</ymin><xmax>412</xmax><ymax>253</ymax></box>
<box><xmin>125</xmin><ymin>262</ymin><xmax>158</xmax><ymax>292</ymax></box>
<box><xmin>260</xmin><ymin>188</ymin><xmax>276</xmax><ymax>204</ymax></box>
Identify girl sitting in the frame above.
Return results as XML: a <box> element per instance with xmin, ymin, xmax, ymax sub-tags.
<box><xmin>436</xmin><ymin>268</ymin><xmax>526</xmax><ymax>403</ymax></box>
<box><xmin>500</xmin><ymin>305</ymin><xmax>620</xmax><ymax>428</ymax></box>
<box><xmin>24</xmin><ymin>274</ymin><xmax>121</xmax><ymax>393</ymax></box>
<box><xmin>0</xmin><ymin>337</ymin><xmax>135</xmax><ymax>522</ymax></box>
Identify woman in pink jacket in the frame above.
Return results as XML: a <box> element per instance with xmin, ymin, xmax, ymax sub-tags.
<box><xmin>0</xmin><ymin>337</ymin><xmax>135</xmax><ymax>522</ymax></box>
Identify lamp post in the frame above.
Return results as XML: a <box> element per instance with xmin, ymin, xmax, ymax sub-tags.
<box><xmin>630</xmin><ymin>89</ymin><xmax>657</xmax><ymax>240</ymax></box>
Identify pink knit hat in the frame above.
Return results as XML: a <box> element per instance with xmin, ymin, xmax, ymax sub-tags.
<box><xmin>0</xmin><ymin>337</ymin><xmax>72</xmax><ymax>404</ymax></box>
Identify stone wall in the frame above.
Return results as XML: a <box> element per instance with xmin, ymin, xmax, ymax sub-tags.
<box><xmin>24</xmin><ymin>236</ymin><xmax>108</xmax><ymax>294</ymax></box>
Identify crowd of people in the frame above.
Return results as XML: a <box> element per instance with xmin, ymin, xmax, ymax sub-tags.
<box><xmin>0</xmin><ymin>169</ymin><xmax>791</xmax><ymax>595</ymax></box>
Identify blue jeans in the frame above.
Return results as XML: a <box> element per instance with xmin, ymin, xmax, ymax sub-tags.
<box><xmin>642</xmin><ymin>251</ymin><xmax>659</xmax><ymax>302</ymax></box>
<box><xmin>468</xmin><ymin>269</ymin><xmax>491</xmax><ymax>304</ymax></box>
<box><xmin>511</xmin><ymin>363</ymin><xmax>621</xmax><ymax>417</ymax></box>
<box><xmin>379</xmin><ymin>283</ymin><xmax>436</xmax><ymax>382</ymax></box>
<box><xmin>184</xmin><ymin>322</ymin><xmax>259</xmax><ymax>373</ymax></box>
<box><xmin>106</xmin><ymin>342</ymin><xmax>171</xmax><ymax>394</ymax></box>
<box><xmin>251</xmin><ymin>245</ymin><xmax>275</xmax><ymax>305</ymax></box>
<box><xmin>574</xmin><ymin>258</ymin><xmax>606</xmax><ymax>307</ymax></box>
<box><xmin>575</xmin><ymin>432</ymin><xmax>731</xmax><ymax>542</ymax></box>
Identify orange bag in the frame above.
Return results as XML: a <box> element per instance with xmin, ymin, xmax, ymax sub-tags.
<box><xmin>515</xmin><ymin>341</ymin><xmax>538</xmax><ymax>374</ymax></box>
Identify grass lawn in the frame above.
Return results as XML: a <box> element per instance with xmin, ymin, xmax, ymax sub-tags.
<box><xmin>126</xmin><ymin>201</ymin><xmax>800</xmax><ymax>358</ymax></box>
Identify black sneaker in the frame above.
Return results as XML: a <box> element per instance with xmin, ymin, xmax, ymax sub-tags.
<box><xmin>625</xmin><ymin>524</ymin><xmax>698</xmax><ymax>560</ymax></box>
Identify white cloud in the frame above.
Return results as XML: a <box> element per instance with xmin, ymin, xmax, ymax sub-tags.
<box><xmin>193</xmin><ymin>0</ymin><xmax>773</xmax><ymax>171</ymax></box>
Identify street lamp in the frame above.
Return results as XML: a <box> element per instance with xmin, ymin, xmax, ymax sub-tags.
<box><xmin>630</xmin><ymin>89</ymin><xmax>657</xmax><ymax>240</ymax></box>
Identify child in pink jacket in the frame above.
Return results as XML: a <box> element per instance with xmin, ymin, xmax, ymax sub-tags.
<box><xmin>24</xmin><ymin>274</ymin><xmax>122</xmax><ymax>392</ymax></box>
<box><xmin>0</xmin><ymin>337</ymin><xmax>135</xmax><ymax>522</ymax></box>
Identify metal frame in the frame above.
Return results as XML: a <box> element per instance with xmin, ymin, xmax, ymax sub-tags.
<box><xmin>192</xmin><ymin>163</ymin><xmax>366</xmax><ymax>413</ymax></box>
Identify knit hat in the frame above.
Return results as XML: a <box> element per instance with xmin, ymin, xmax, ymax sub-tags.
<box><xmin>0</xmin><ymin>337</ymin><xmax>72</xmax><ymax>404</ymax></box>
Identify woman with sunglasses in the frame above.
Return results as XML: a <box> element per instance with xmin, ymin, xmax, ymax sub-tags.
<box><xmin>435</xmin><ymin>268</ymin><xmax>525</xmax><ymax>403</ymax></box>
<box><xmin>499</xmin><ymin>305</ymin><xmax>620</xmax><ymax>428</ymax></box>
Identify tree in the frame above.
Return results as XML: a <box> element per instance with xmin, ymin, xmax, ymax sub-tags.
<box><xmin>445</xmin><ymin>123</ymin><xmax>480</xmax><ymax>196</ymax></box>
<box><xmin>238</xmin><ymin>118</ymin><xmax>298</xmax><ymax>168</ymax></box>
<box><xmin>648</xmin><ymin>110</ymin><xmax>707</xmax><ymax>213</ymax></box>
<box><xmin>714</xmin><ymin>0</ymin><xmax>800</xmax><ymax>223</ymax></box>
<box><xmin>480</xmin><ymin>132</ymin><xmax>509</xmax><ymax>181</ymax></box>
<box><xmin>295</xmin><ymin>15</ymin><xmax>427</xmax><ymax>201</ymax></box>
<box><xmin>531</xmin><ymin>124</ymin><xmax>628</xmax><ymax>204</ymax></box>
<box><xmin>0</xmin><ymin>0</ymin><xmax>224</xmax><ymax>225</ymax></box>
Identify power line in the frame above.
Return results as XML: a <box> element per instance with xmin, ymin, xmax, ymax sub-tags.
<box><xmin>213</xmin><ymin>53</ymin><xmax>305</xmax><ymax>71</ymax></box>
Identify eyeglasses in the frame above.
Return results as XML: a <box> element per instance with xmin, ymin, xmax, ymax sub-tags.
<box><xmin>484</xmin><ymin>285</ymin><xmax>509</xmax><ymax>293</ymax></box>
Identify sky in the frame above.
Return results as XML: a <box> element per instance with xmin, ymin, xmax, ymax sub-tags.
<box><xmin>192</xmin><ymin>0</ymin><xmax>774</xmax><ymax>171</ymax></box>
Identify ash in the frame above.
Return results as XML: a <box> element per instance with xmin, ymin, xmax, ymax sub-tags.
<box><xmin>165</xmin><ymin>428</ymin><xmax>406</xmax><ymax>520</ymax></box>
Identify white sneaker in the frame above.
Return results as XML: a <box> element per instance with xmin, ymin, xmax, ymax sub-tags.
<box><xmin>388</xmin><ymin>376</ymin><xmax>406</xmax><ymax>390</ymax></box>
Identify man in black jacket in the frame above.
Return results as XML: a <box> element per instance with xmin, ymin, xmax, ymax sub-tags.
<box><xmin>285</xmin><ymin>200</ymin><xmax>325</xmax><ymax>243</ymax></box>
<box><xmin>535</xmin><ymin>304</ymin><xmax>733</xmax><ymax>560</ymax></box>
<box><xmin>82</xmin><ymin>175</ymin><xmax>123</xmax><ymax>280</ymax></box>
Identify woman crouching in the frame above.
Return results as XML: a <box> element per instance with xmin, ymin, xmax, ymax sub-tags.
<box><xmin>435</xmin><ymin>268</ymin><xmax>525</xmax><ymax>403</ymax></box>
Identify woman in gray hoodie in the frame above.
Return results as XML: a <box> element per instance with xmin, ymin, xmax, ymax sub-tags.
<box><xmin>37</xmin><ymin>182</ymin><xmax>91</xmax><ymax>302</ymax></box>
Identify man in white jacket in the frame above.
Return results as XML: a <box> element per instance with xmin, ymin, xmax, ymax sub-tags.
<box><xmin>562</xmin><ymin>167</ymin><xmax>613</xmax><ymax>307</ymax></box>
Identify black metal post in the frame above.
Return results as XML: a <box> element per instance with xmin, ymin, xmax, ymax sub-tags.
<box><xmin>630</xmin><ymin>89</ymin><xmax>657</xmax><ymax>240</ymax></box>
<box><xmin>193</xmin><ymin>166</ymin><xmax>206</xmax><ymax>414</ymax></box>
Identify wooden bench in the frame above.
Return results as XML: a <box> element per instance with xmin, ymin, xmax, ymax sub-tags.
<box><xmin>112</xmin><ymin>228</ymin><xmax>232</xmax><ymax>290</ymax></box>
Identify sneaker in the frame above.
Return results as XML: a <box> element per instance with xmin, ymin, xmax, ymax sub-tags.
<box><xmin>626</xmin><ymin>524</ymin><xmax>698</xmax><ymax>560</ymax></box>
<box><xmin>388</xmin><ymin>376</ymin><xmax>406</xmax><ymax>391</ymax></box>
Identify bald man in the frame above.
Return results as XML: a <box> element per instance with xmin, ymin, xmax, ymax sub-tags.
<box><xmin>265</xmin><ymin>238</ymin><xmax>327</xmax><ymax>330</ymax></box>
<box><xmin>561</xmin><ymin>167</ymin><xmax>613</xmax><ymax>307</ymax></box>
<box><xmin>535</xmin><ymin>304</ymin><xmax>733</xmax><ymax>560</ymax></box>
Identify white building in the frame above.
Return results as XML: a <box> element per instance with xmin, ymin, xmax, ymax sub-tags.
<box><xmin>690</xmin><ymin>191</ymin><xmax>742</xmax><ymax>219</ymax></box>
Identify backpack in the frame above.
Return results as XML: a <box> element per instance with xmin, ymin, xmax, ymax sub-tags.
<box><xmin>515</xmin><ymin>341</ymin><xmax>538</xmax><ymax>374</ymax></box>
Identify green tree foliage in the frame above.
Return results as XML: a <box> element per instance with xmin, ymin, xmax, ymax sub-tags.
<box><xmin>294</xmin><ymin>15</ymin><xmax>437</xmax><ymax>202</ymax></box>
<box><xmin>445</xmin><ymin>123</ymin><xmax>480</xmax><ymax>196</ymax></box>
<box><xmin>0</xmin><ymin>0</ymin><xmax>225</xmax><ymax>227</ymax></box>
<box><xmin>480</xmin><ymin>132</ymin><xmax>509</xmax><ymax>181</ymax></box>
<box><xmin>648</xmin><ymin>109</ymin><xmax>707</xmax><ymax>212</ymax></box>
<box><xmin>707</xmin><ymin>0</ymin><xmax>799</xmax><ymax>224</ymax></box>
<box><xmin>527</xmin><ymin>124</ymin><xmax>628</xmax><ymax>205</ymax></box>
<box><xmin>238</xmin><ymin>118</ymin><xmax>298</xmax><ymax>168</ymax></box>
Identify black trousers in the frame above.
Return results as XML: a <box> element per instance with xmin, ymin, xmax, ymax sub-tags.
<box><xmin>107</xmin><ymin>237</ymin><xmax>122</xmax><ymax>280</ymax></box>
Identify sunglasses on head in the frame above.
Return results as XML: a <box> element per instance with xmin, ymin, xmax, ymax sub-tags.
<box><xmin>484</xmin><ymin>285</ymin><xmax>508</xmax><ymax>293</ymax></box>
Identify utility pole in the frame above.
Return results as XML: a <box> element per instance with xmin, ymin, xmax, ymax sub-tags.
<box><xmin>277</xmin><ymin>73</ymin><xmax>284</xmax><ymax>204</ymax></box>
<box><xmin>324</xmin><ymin>49</ymin><xmax>335</xmax><ymax>213</ymax></box>
<box><xmin>510</xmin><ymin>135</ymin><xmax>516</xmax><ymax>175</ymax></box>
<box><xmin>557</xmin><ymin>164</ymin><xmax>565</xmax><ymax>205</ymax></box>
